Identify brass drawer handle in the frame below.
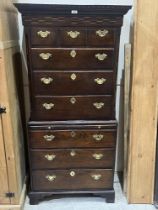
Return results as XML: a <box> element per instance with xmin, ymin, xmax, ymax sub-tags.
<box><xmin>92</xmin><ymin>153</ymin><xmax>103</xmax><ymax>160</ymax></box>
<box><xmin>93</xmin><ymin>102</ymin><xmax>104</xmax><ymax>110</ymax></box>
<box><xmin>70</xmin><ymin>171</ymin><xmax>76</xmax><ymax>177</ymax></box>
<box><xmin>93</xmin><ymin>134</ymin><xmax>104</xmax><ymax>141</ymax></box>
<box><xmin>70</xmin><ymin>97</ymin><xmax>76</xmax><ymax>104</ymax></box>
<box><xmin>70</xmin><ymin>150</ymin><xmax>76</xmax><ymax>157</ymax></box>
<box><xmin>96</xmin><ymin>29</ymin><xmax>109</xmax><ymax>37</ymax></box>
<box><xmin>94</xmin><ymin>78</ymin><xmax>106</xmax><ymax>85</ymax></box>
<box><xmin>45</xmin><ymin>175</ymin><xmax>56</xmax><ymax>182</ymax></box>
<box><xmin>39</xmin><ymin>53</ymin><xmax>52</xmax><ymax>60</ymax></box>
<box><xmin>70</xmin><ymin>50</ymin><xmax>77</xmax><ymax>58</ymax></box>
<box><xmin>43</xmin><ymin>135</ymin><xmax>55</xmax><ymax>141</ymax></box>
<box><xmin>91</xmin><ymin>174</ymin><xmax>102</xmax><ymax>181</ymax></box>
<box><xmin>41</xmin><ymin>77</ymin><xmax>53</xmax><ymax>84</ymax></box>
<box><xmin>70</xmin><ymin>73</ymin><xmax>77</xmax><ymax>80</ymax></box>
<box><xmin>37</xmin><ymin>30</ymin><xmax>50</xmax><ymax>38</ymax></box>
<box><xmin>45</xmin><ymin>154</ymin><xmax>56</xmax><ymax>161</ymax></box>
<box><xmin>95</xmin><ymin>53</ymin><xmax>107</xmax><ymax>61</ymax></box>
<box><xmin>67</xmin><ymin>31</ymin><xmax>80</xmax><ymax>39</ymax></box>
<box><xmin>43</xmin><ymin>103</ymin><xmax>54</xmax><ymax>110</ymax></box>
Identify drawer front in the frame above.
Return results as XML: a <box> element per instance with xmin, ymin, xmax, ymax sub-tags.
<box><xmin>29</xmin><ymin>129</ymin><xmax>116</xmax><ymax>149</ymax></box>
<box><xmin>30</xmin><ymin>148</ymin><xmax>115</xmax><ymax>169</ymax></box>
<box><xmin>31</xmin><ymin>49</ymin><xmax>114</xmax><ymax>70</ymax></box>
<box><xmin>32</xmin><ymin>169</ymin><xmax>113</xmax><ymax>191</ymax></box>
<box><xmin>31</xmin><ymin>96</ymin><xmax>114</xmax><ymax>120</ymax></box>
<box><xmin>31</xmin><ymin>27</ymin><xmax>57</xmax><ymax>46</ymax></box>
<box><xmin>30</xmin><ymin>27</ymin><xmax>114</xmax><ymax>47</ymax></box>
<box><xmin>59</xmin><ymin>28</ymin><xmax>86</xmax><ymax>46</ymax></box>
<box><xmin>33</xmin><ymin>71</ymin><xmax>114</xmax><ymax>95</ymax></box>
<box><xmin>87</xmin><ymin>28</ymin><xmax>115</xmax><ymax>47</ymax></box>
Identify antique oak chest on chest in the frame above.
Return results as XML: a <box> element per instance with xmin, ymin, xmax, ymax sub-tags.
<box><xmin>15</xmin><ymin>4</ymin><xmax>131</xmax><ymax>204</ymax></box>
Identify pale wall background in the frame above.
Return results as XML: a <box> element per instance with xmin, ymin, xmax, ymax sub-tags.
<box><xmin>13</xmin><ymin>0</ymin><xmax>133</xmax><ymax>172</ymax></box>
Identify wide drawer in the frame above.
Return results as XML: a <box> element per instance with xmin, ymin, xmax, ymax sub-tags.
<box><xmin>30</xmin><ymin>27</ymin><xmax>115</xmax><ymax>47</ymax></box>
<box><xmin>29</xmin><ymin>129</ymin><xmax>116</xmax><ymax>149</ymax></box>
<box><xmin>31</xmin><ymin>169</ymin><xmax>113</xmax><ymax>191</ymax></box>
<box><xmin>30</xmin><ymin>148</ymin><xmax>115</xmax><ymax>169</ymax></box>
<box><xmin>31</xmin><ymin>48</ymin><xmax>114</xmax><ymax>70</ymax></box>
<box><xmin>32</xmin><ymin>71</ymin><xmax>114</xmax><ymax>95</ymax></box>
<box><xmin>31</xmin><ymin>95</ymin><xmax>114</xmax><ymax>120</ymax></box>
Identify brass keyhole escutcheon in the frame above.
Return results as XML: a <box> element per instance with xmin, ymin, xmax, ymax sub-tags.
<box><xmin>70</xmin><ymin>73</ymin><xmax>77</xmax><ymax>80</ymax></box>
<box><xmin>70</xmin><ymin>50</ymin><xmax>77</xmax><ymax>58</ymax></box>
<box><xmin>70</xmin><ymin>97</ymin><xmax>76</xmax><ymax>104</ymax></box>
<box><xmin>71</xmin><ymin>131</ymin><xmax>76</xmax><ymax>138</ymax></box>
<box><xmin>70</xmin><ymin>171</ymin><xmax>76</xmax><ymax>177</ymax></box>
<box><xmin>70</xmin><ymin>150</ymin><xmax>76</xmax><ymax>157</ymax></box>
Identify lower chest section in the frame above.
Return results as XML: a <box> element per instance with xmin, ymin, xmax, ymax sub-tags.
<box><xmin>28</xmin><ymin>122</ymin><xmax>117</xmax><ymax>191</ymax></box>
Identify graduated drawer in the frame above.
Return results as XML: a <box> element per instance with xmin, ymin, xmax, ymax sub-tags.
<box><xmin>31</xmin><ymin>27</ymin><xmax>115</xmax><ymax>47</ymax></box>
<box><xmin>30</xmin><ymin>148</ymin><xmax>115</xmax><ymax>169</ymax></box>
<box><xmin>32</xmin><ymin>71</ymin><xmax>114</xmax><ymax>95</ymax></box>
<box><xmin>29</xmin><ymin>129</ymin><xmax>116</xmax><ymax>149</ymax></box>
<box><xmin>31</xmin><ymin>49</ymin><xmax>114</xmax><ymax>70</ymax></box>
<box><xmin>31</xmin><ymin>169</ymin><xmax>113</xmax><ymax>191</ymax></box>
<box><xmin>31</xmin><ymin>95</ymin><xmax>114</xmax><ymax>120</ymax></box>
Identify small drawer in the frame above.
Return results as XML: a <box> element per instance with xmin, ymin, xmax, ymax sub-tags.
<box><xmin>29</xmin><ymin>129</ymin><xmax>116</xmax><ymax>149</ymax></box>
<box><xmin>32</xmin><ymin>71</ymin><xmax>114</xmax><ymax>95</ymax></box>
<box><xmin>31</xmin><ymin>27</ymin><xmax>57</xmax><ymax>46</ymax></box>
<box><xmin>30</xmin><ymin>148</ymin><xmax>115</xmax><ymax>169</ymax></box>
<box><xmin>31</xmin><ymin>95</ymin><xmax>114</xmax><ymax>121</ymax></box>
<box><xmin>59</xmin><ymin>28</ymin><xmax>86</xmax><ymax>46</ymax></box>
<box><xmin>87</xmin><ymin>28</ymin><xmax>115</xmax><ymax>47</ymax></box>
<box><xmin>31</xmin><ymin>169</ymin><xmax>113</xmax><ymax>191</ymax></box>
<box><xmin>31</xmin><ymin>49</ymin><xmax>114</xmax><ymax>70</ymax></box>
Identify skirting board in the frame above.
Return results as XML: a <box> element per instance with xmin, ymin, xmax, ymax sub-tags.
<box><xmin>0</xmin><ymin>182</ymin><xmax>26</xmax><ymax>210</ymax></box>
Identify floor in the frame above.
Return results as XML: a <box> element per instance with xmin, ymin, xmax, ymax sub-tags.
<box><xmin>24</xmin><ymin>174</ymin><xmax>156</xmax><ymax>210</ymax></box>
